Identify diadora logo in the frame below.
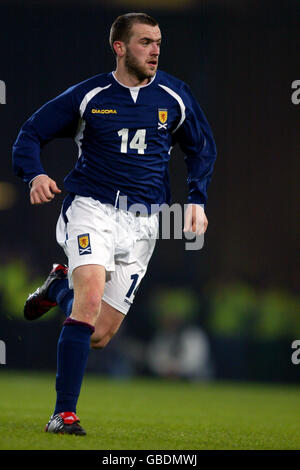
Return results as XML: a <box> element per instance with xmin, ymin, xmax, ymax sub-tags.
<box><xmin>92</xmin><ymin>108</ymin><xmax>117</xmax><ymax>114</ymax></box>
<box><xmin>158</xmin><ymin>108</ymin><xmax>168</xmax><ymax>130</ymax></box>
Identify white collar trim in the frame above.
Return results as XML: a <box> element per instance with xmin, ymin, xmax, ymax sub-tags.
<box><xmin>111</xmin><ymin>71</ymin><xmax>156</xmax><ymax>91</ymax></box>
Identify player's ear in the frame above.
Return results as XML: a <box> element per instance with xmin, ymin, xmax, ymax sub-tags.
<box><xmin>113</xmin><ymin>41</ymin><xmax>126</xmax><ymax>57</ymax></box>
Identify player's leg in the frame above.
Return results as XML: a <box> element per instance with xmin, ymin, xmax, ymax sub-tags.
<box><xmin>44</xmin><ymin>268</ymin><xmax>126</xmax><ymax>436</ymax></box>
<box><xmin>70</xmin><ymin>264</ymin><xmax>106</xmax><ymax>325</ymax></box>
<box><xmin>53</xmin><ymin>264</ymin><xmax>105</xmax><ymax>421</ymax></box>
<box><xmin>23</xmin><ymin>265</ymin><xmax>126</xmax><ymax>348</ymax></box>
<box><xmin>90</xmin><ymin>300</ymin><xmax>125</xmax><ymax>349</ymax></box>
<box><xmin>93</xmin><ymin>229</ymin><xmax>158</xmax><ymax>351</ymax></box>
<box><xmin>47</xmin><ymin>196</ymin><xmax>116</xmax><ymax>435</ymax></box>
<box><xmin>90</xmin><ymin>211</ymin><xmax>159</xmax><ymax>351</ymax></box>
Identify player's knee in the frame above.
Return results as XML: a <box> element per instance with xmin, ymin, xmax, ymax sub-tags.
<box><xmin>80</xmin><ymin>276</ymin><xmax>104</xmax><ymax>302</ymax></box>
<box><xmin>72</xmin><ymin>289</ymin><xmax>103</xmax><ymax>324</ymax></box>
<box><xmin>84</xmin><ymin>290</ymin><xmax>103</xmax><ymax>313</ymax></box>
<box><xmin>91</xmin><ymin>338</ymin><xmax>107</xmax><ymax>350</ymax></box>
<box><xmin>90</xmin><ymin>328</ymin><xmax>118</xmax><ymax>350</ymax></box>
<box><xmin>91</xmin><ymin>334</ymin><xmax>111</xmax><ymax>350</ymax></box>
<box><xmin>73</xmin><ymin>266</ymin><xmax>105</xmax><ymax>302</ymax></box>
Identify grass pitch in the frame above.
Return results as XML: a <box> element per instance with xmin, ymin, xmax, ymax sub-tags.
<box><xmin>0</xmin><ymin>371</ymin><xmax>299</xmax><ymax>450</ymax></box>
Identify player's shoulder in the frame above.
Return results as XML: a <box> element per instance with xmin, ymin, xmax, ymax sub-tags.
<box><xmin>156</xmin><ymin>70</ymin><xmax>192</xmax><ymax>94</ymax></box>
<box><xmin>66</xmin><ymin>72</ymin><xmax>113</xmax><ymax>97</ymax></box>
<box><xmin>156</xmin><ymin>70</ymin><xmax>194</xmax><ymax>103</ymax></box>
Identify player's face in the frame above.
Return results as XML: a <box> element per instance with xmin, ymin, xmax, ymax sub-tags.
<box><xmin>125</xmin><ymin>24</ymin><xmax>161</xmax><ymax>81</ymax></box>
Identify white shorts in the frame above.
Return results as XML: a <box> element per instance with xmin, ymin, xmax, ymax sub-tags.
<box><xmin>56</xmin><ymin>195</ymin><xmax>158</xmax><ymax>315</ymax></box>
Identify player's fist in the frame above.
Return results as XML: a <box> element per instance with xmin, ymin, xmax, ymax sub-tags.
<box><xmin>30</xmin><ymin>174</ymin><xmax>61</xmax><ymax>205</ymax></box>
<box><xmin>183</xmin><ymin>203</ymin><xmax>208</xmax><ymax>235</ymax></box>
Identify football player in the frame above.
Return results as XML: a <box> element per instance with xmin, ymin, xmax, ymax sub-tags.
<box><xmin>12</xmin><ymin>12</ymin><xmax>217</xmax><ymax>435</ymax></box>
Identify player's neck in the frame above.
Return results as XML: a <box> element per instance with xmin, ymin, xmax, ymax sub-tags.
<box><xmin>114</xmin><ymin>68</ymin><xmax>151</xmax><ymax>88</ymax></box>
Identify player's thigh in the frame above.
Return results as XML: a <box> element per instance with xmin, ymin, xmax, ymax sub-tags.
<box><xmin>56</xmin><ymin>195</ymin><xmax>116</xmax><ymax>287</ymax></box>
<box><xmin>91</xmin><ymin>300</ymin><xmax>125</xmax><ymax>348</ymax></box>
<box><xmin>71</xmin><ymin>264</ymin><xmax>106</xmax><ymax>325</ymax></box>
<box><xmin>102</xmin><ymin>237</ymin><xmax>156</xmax><ymax>315</ymax></box>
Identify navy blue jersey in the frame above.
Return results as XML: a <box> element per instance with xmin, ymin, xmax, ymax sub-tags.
<box><xmin>12</xmin><ymin>70</ymin><xmax>217</xmax><ymax>213</ymax></box>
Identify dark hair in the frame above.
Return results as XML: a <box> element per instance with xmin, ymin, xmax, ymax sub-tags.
<box><xmin>109</xmin><ymin>13</ymin><xmax>159</xmax><ymax>54</ymax></box>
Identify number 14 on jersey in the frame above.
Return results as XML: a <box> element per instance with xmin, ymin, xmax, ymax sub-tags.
<box><xmin>118</xmin><ymin>128</ymin><xmax>147</xmax><ymax>155</ymax></box>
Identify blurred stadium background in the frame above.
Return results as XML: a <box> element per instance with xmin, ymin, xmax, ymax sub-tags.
<box><xmin>0</xmin><ymin>0</ymin><xmax>299</xmax><ymax>386</ymax></box>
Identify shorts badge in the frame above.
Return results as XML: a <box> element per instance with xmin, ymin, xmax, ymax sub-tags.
<box><xmin>77</xmin><ymin>233</ymin><xmax>92</xmax><ymax>255</ymax></box>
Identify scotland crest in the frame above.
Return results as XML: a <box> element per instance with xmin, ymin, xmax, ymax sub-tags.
<box><xmin>77</xmin><ymin>233</ymin><xmax>92</xmax><ymax>255</ymax></box>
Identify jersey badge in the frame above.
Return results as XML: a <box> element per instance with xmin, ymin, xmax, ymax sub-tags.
<box><xmin>158</xmin><ymin>109</ymin><xmax>168</xmax><ymax>130</ymax></box>
<box><xmin>77</xmin><ymin>234</ymin><xmax>92</xmax><ymax>255</ymax></box>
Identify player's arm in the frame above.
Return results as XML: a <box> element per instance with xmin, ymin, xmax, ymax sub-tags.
<box><xmin>12</xmin><ymin>86</ymin><xmax>80</xmax><ymax>204</ymax></box>
<box><xmin>173</xmin><ymin>85</ymin><xmax>217</xmax><ymax>235</ymax></box>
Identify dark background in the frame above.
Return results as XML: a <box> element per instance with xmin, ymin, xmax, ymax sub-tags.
<box><xmin>0</xmin><ymin>0</ymin><xmax>299</xmax><ymax>382</ymax></box>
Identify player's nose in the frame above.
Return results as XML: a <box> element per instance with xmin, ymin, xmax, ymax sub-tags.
<box><xmin>151</xmin><ymin>42</ymin><xmax>160</xmax><ymax>56</ymax></box>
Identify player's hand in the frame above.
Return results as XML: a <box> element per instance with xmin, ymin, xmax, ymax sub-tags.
<box><xmin>183</xmin><ymin>203</ymin><xmax>208</xmax><ymax>235</ymax></box>
<box><xmin>30</xmin><ymin>174</ymin><xmax>61</xmax><ymax>205</ymax></box>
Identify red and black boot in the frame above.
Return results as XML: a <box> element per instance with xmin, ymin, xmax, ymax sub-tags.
<box><xmin>24</xmin><ymin>263</ymin><xmax>68</xmax><ymax>320</ymax></box>
<box><xmin>45</xmin><ymin>412</ymin><xmax>86</xmax><ymax>436</ymax></box>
